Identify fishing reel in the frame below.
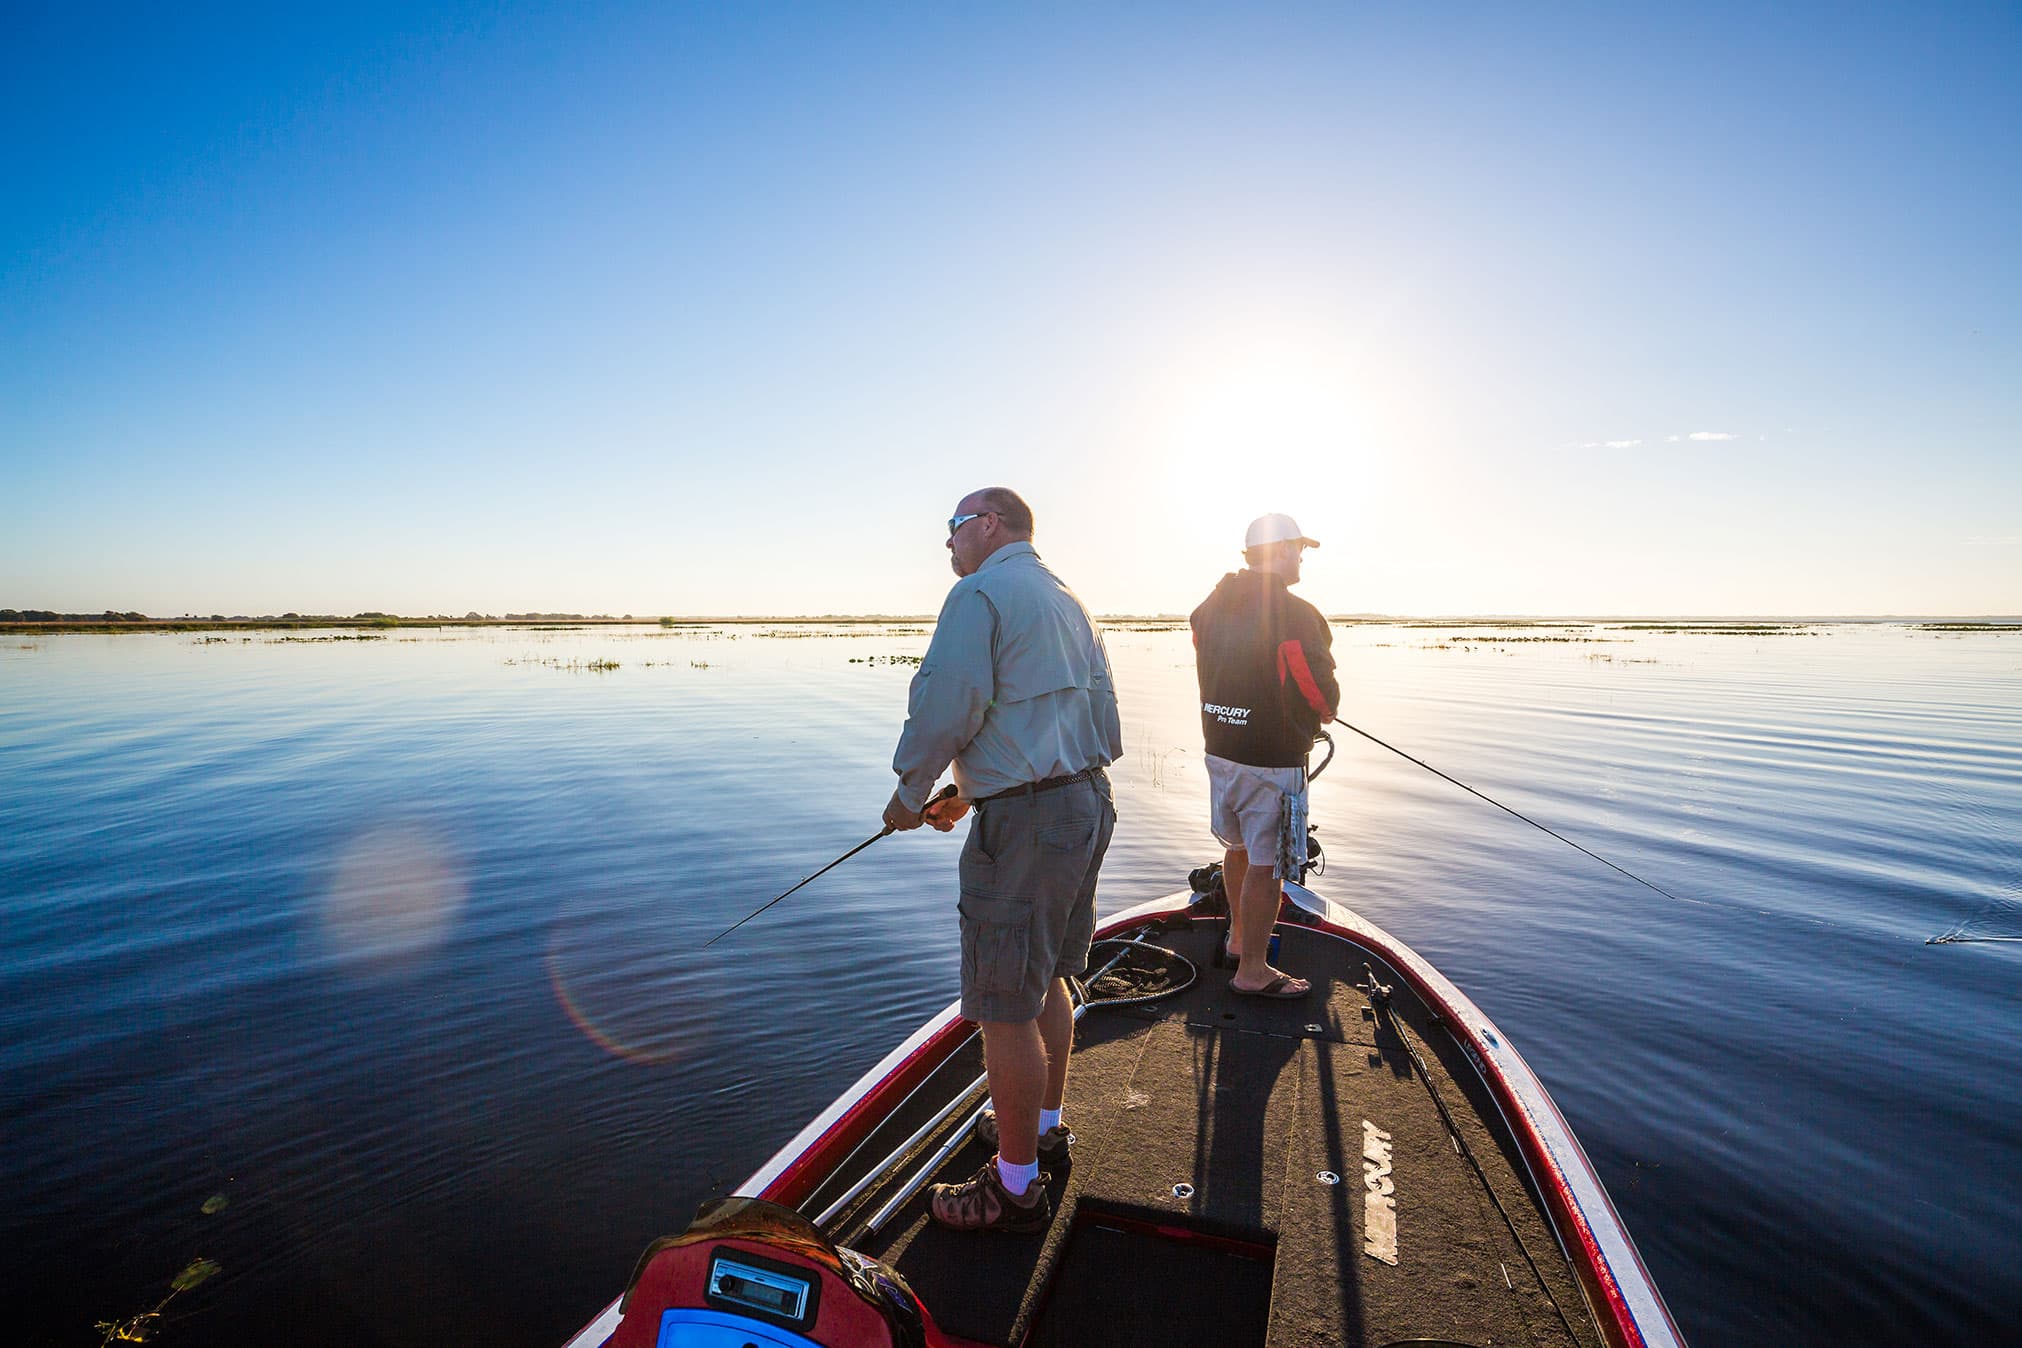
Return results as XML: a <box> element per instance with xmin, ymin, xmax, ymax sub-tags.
<box><xmin>1299</xmin><ymin>824</ymin><xmax>1325</xmax><ymax>881</ymax></box>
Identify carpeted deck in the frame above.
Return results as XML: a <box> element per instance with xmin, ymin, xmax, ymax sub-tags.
<box><xmin>809</xmin><ymin>919</ymin><xmax>1605</xmax><ymax>1348</ymax></box>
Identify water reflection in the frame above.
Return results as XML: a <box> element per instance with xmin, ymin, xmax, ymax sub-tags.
<box><xmin>1</xmin><ymin>621</ymin><xmax>2018</xmax><ymax>1346</ymax></box>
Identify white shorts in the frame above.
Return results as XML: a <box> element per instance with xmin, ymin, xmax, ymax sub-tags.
<box><xmin>1205</xmin><ymin>754</ymin><xmax>1308</xmax><ymax>878</ymax></box>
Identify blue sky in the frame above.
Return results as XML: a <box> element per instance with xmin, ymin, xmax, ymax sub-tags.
<box><xmin>4</xmin><ymin>2</ymin><xmax>2017</xmax><ymax>616</ymax></box>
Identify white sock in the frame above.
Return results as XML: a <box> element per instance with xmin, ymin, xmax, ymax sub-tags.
<box><xmin>996</xmin><ymin>1155</ymin><xmax>1040</xmax><ymax>1195</ymax></box>
<box><xmin>1039</xmin><ymin>1107</ymin><xmax>1063</xmax><ymax>1134</ymax></box>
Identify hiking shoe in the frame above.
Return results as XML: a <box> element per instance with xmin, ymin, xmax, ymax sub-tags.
<box><xmin>976</xmin><ymin>1108</ymin><xmax>1074</xmax><ymax>1165</ymax></box>
<box><xmin>928</xmin><ymin>1160</ymin><xmax>1053</xmax><ymax>1233</ymax></box>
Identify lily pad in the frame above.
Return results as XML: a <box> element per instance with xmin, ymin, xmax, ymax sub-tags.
<box><xmin>200</xmin><ymin>1194</ymin><xmax>228</xmax><ymax>1214</ymax></box>
<box><xmin>170</xmin><ymin>1258</ymin><xmax>221</xmax><ymax>1292</ymax></box>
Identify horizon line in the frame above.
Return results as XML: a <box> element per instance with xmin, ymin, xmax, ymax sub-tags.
<box><xmin>6</xmin><ymin>608</ymin><xmax>2020</xmax><ymax>628</ymax></box>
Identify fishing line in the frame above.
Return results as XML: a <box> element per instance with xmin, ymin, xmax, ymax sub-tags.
<box><xmin>703</xmin><ymin>784</ymin><xmax>959</xmax><ymax>947</ymax></box>
<box><xmin>1926</xmin><ymin>888</ymin><xmax>2022</xmax><ymax>944</ymax></box>
<box><xmin>1332</xmin><ymin>720</ymin><xmax>1709</xmax><ymax>908</ymax></box>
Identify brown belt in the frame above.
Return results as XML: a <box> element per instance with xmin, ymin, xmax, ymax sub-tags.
<box><xmin>973</xmin><ymin>766</ymin><xmax>1102</xmax><ymax>806</ymax></box>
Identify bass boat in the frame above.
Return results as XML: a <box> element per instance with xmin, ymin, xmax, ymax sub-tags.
<box><xmin>564</xmin><ymin>870</ymin><xmax>1685</xmax><ymax>1348</ymax></box>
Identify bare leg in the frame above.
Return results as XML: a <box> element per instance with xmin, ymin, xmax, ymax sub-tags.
<box><xmin>1038</xmin><ymin>977</ymin><xmax>1072</xmax><ymax>1111</ymax></box>
<box><xmin>1222</xmin><ymin>846</ymin><xmax>1248</xmax><ymax>958</ymax></box>
<box><xmin>1232</xmin><ymin>858</ymin><xmax>1309</xmax><ymax>994</ymax></box>
<box><xmin>978</xmin><ymin>1017</ymin><xmax>1045</xmax><ymax>1166</ymax></box>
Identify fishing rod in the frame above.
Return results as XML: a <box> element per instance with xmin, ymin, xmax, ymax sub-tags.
<box><xmin>1330</xmin><ymin>719</ymin><xmax>1706</xmax><ymax>908</ymax></box>
<box><xmin>702</xmin><ymin>784</ymin><xmax>960</xmax><ymax>948</ymax></box>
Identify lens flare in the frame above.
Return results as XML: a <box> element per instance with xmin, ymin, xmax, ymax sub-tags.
<box><xmin>318</xmin><ymin>821</ymin><xmax>467</xmax><ymax>973</ymax></box>
<box><xmin>544</xmin><ymin>922</ymin><xmax>701</xmax><ymax>1067</ymax></box>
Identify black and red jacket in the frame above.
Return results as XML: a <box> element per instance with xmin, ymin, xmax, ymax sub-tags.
<box><xmin>1190</xmin><ymin>570</ymin><xmax>1339</xmax><ymax>768</ymax></box>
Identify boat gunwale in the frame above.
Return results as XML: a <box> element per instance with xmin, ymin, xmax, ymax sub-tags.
<box><xmin>1278</xmin><ymin>880</ymin><xmax>1685</xmax><ymax>1348</ymax></box>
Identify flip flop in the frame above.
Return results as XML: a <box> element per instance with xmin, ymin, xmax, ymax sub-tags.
<box><xmin>1229</xmin><ymin>973</ymin><xmax>1311</xmax><ymax>1000</ymax></box>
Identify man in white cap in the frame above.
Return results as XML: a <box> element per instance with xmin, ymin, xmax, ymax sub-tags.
<box><xmin>1189</xmin><ymin>513</ymin><xmax>1339</xmax><ymax>997</ymax></box>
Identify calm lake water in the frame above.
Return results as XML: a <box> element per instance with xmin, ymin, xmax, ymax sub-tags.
<box><xmin>4</xmin><ymin>621</ymin><xmax>2019</xmax><ymax>1346</ymax></box>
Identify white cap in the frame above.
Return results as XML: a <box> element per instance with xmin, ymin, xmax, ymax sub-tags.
<box><xmin>1244</xmin><ymin>513</ymin><xmax>1320</xmax><ymax>550</ymax></box>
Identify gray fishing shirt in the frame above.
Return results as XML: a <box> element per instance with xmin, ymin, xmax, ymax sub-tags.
<box><xmin>892</xmin><ymin>542</ymin><xmax>1122</xmax><ymax>809</ymax></box>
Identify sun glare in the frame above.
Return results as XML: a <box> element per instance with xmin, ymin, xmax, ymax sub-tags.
<box><xmin>1141</xmin><ymin>342</ymin><xmax>1380</xmax><ymax>551</ymax></box>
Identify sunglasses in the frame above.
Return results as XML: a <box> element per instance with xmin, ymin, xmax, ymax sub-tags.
<box><xmin>947</xmin><ymin>511</ymin><xmax>997</xmax><ymax>537</ymax></box>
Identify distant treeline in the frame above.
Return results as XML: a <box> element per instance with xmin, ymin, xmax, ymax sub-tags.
<box><xmin>0</xmin><ymin>610</ymin><xmax>616</xmax><ymax>624</ymax></box>
<box><xmin>4</xmin><ymin>609</ymin><xmax>153</xmax><ymax>622</ymax></box>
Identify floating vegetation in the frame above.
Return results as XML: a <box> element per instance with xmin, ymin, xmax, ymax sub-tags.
<box><xmin>1436</xmin><ymin>635</ymin><xmax>1616</xmax><ymax>643</ymax></box>
<box><xmin>503</xmin><ymin>656</ymin><xmax>621</xmax><ymax>672</ymax></box>
<box><xmin>1108</xmin><ymin>622</ymin><xmax>1187</xmax><ymax>632</ymax></box>
<box><xmin>751</xmin><ymin>625</ymin><xmax>930</xmax><ymax>639</ymax></box>
<box><xmin>1915</xmin><ymin>623</ymin><xmax>2019</xmax><ymax>633</ymax></box>
<box><xmin>1610</xmin><ymin>624</ymin><xmax>1813</xmax><ymax>634</ymax></box>
<box><xmin>690</xmin><ymin>660</ymin><xmax>712</xmax><ymax>669</ymax></box>
<box><xmin>270</xmin><ymin>633</ymin><xmax>388</xmax><ymax>643</ymax></box>
<box><xmin>850</xmin><ymin>654</ymin><xmax>923</xmax><ymax>667</ymax></box>
<box><xmin>1396</xmin><ymin>620</ymin><xmax>1594</xmax><ymax>629</ymax></box>
<box><xmin>200</xmin><ymin>1193</ymin><xmax>228</xmax><ymax>1214</ymax></box>
<box><xmin>96</xmin><ymin>1257</ymin><xmax>221</xmax><ymax>1344</ymax></box>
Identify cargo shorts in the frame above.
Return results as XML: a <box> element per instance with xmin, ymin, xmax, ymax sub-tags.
<box><xmin>957</xmin><ymin>769</ymin><xmax>1116</xmax><ymax>1023</ymax></box>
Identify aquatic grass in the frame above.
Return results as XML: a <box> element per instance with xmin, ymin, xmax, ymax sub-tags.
<box><xmin>500</xmin><ymin>656</ymin><xmax>622</xmax><ymax>672</ymax></box>
<box><xmin>1395</xmin><ymin>619</ymin><xmax>1595</xmax><ymax>629</ymax></box>
<box><xmin>1914</xmin><ymin>623</ymin><xmax>2020</xmax><ymax>632</ymax></box>
<box><xmin>1610</xmin><ymin>623</ymin><xmax>1814</xmax><ymax>633</ymax></box>
<box><xmin>1139</xmin><ymin>736</ymin><xmax>1189</xmax><ymax>788</ymax></box>
<box><xmin>268</xmin><ymin>633</ymin><xmax>387</xmax><ymax>643</ymax></box>
<box><xmin>1434</xmin><ymin>635</ymin><xmax>1617</xmax><ymax>643</ymax></box>
<box><xmin>750</xmin><ymin>625</ymin><xmax>932</xmax><ymax>639</ymax></box>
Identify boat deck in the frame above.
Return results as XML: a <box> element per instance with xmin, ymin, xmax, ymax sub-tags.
<box><xmin>809</xmin><ymin>917</ymin><xmax>1606</xmax><ymax>1348</ymax></box>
